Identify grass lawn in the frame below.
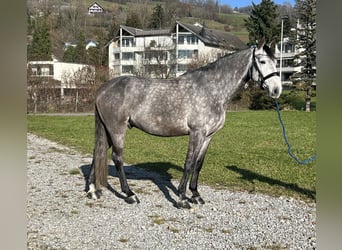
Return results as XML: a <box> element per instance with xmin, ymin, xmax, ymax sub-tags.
<box><xmin>27</xmin><ymin>110</ymin><xmax>316</xmax><ymax>202</ymax></box>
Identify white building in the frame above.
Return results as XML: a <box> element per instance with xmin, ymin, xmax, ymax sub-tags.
<box><xmin>27</xmin><ymin>61</ymin><xmax>95</xmax><ymax>97</ymax></box>
<box><xmin>107</xmin><ymin>21</ymin><xmax>247</xmax><ymax>78</ymax></box>
<box><xmin>274</xmin><ymin>20</ymin><xmax>316</xmax><ymax>87</ymax></box>
<box><xmin>88</xmin><ymin>2</ymin><xmax>104</xmax><ymax>15</ymax></box>
<box><xmin>274</xmin><ymin>37</ymin><xmax>302</xmax><ymax>86</ymax></box>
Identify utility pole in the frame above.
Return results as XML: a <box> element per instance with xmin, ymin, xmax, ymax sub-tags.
<box><xmin>279</xmin><ymin>15</ymin><xmax>288</xmax><ymax>84</ymax></box>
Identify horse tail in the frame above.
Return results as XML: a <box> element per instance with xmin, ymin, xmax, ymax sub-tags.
<box><xmin>93</xmin><ymin>104</ymin><xmax>109</xmax><ymax>189</ymax></box>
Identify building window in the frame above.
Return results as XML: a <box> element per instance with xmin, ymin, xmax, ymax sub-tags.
<box><xmin>178</xmin><ymin>34</ymin><xmax>198</xmax><ymax>45</ymax></box>
<box><xmin>178</xmin><ymin>64</ymin><xmax>188</xmax><ymax>72</ymax></box>
<box><xmin>122</xmin><ymin>52</ymin><xmax>134</xmax><ymax>60</ymax></box>
<box><xmin>187</xmin><ymin>35</ymin><xmax>198</xmax><ymax>44</ymax></box>
<box><xmin>122</xmin><ymin>65</ymin><xmax>134</xmax><ymax>74</ymax></box>
<box><xmin>284</xmin><ymin>43</ymin><xmax>295</xmax><ymax>53</ymax></box>
<box><xmin>277</xmin><ymin>58</ymin><xmax>293</xmax><ymax>67</ymax></box>
<box><xmin>114</xmin><ymin>53</ymin><xmax>120</xmax><ymax>60</ymax></box>
<box><xmin>178</xmin><ymin>35</ymin><xmax>185</xmax><ymax>44</ymax></box>
<box><xmin>49</xmin><ymin>65</ymin><xmax>54</xmax><ymax>75</ymax></box>
<box><xmin>278</xmin><ymin>43</ymin><xmax>295</xmax><ymax>53</ymax></box>
<box><xmin>178</xmin><ymin>50</ymin><xmax>195</xmax><ymax>59</ymax></box>
<box><xmin>193</xmin><ymin>50</ymin><xmax>198</xmax><ymax>59</ymax></box>
<box><xmin>145</xmin><ymin>64</ymin><xmax>168</xmax><ymax>75</ymax></box>
<box><xmin>40</xmin><ymin>67</ymin><xmax>50</xmax><ymax>76</ymax></box>
<box><xmin>30</xmin><ymin>64</ymin><xmax>53</xmax><ymax>76</ymax></box>
<box><xmin>144</xmin><ymin>51</ymin><xmax>168</xmax><ymax>61</ymax></box>
<box><xmin>121</xmin><ymin>38</ymin><xmax>135</xmax><ymax>47</ymax></box>
<box><xmin>31</xmin><ymin>66</ymin><xmax>38</xmax><ymax>75</ymax></box>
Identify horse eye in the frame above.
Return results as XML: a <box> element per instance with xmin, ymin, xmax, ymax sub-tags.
<box><xmin>260</xmin><ymin>60</ymin><xmax>266</xmax><ymax>64</ymax></box>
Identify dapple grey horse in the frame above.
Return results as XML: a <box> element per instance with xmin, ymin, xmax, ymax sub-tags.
<box><xmin>87</xmin><ymin>39</ymin><xmax>282</xmax><ymax>208</ymax></box>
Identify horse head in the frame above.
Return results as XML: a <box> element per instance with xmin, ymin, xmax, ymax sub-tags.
<box><xmin>250</xmin><ymin>38</ymin><xmax>282</xmax><ymax>99</ymax></box>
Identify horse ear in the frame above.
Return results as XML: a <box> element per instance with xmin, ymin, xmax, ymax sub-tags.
<box><xmin>267</xmin><ymin>40</ymin><xmax>274</xmax><ymax>48</ymax></box>
<box><xmin>267</xmin><ymin>39</ymin><xmax>277</xmax><ymax>50</ymax></box>
<box><xmin>257</xmin><ymin>37</ymin><xmax>266</xmax><ymax>49</ymax></box>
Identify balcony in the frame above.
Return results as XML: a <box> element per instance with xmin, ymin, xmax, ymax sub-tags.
<box><xmin>275</xmin><ymin>50</ymin><xmax>296</xmax><ymax>59</ymax></box>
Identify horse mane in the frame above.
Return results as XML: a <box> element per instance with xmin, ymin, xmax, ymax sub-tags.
<box><xmin>181</xmin><ymin>48</ymin><xmax>248</xmax><ymax>76</ymax></box>
<box><xmin>180</xmin><ymin>45</ymin><xmax>275</xmax><ymax>84</ymax></box>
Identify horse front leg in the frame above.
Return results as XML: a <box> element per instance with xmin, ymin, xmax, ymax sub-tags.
<box><xmin>189</xmin><ymin>137</ymin><xmax>212</xmax><ymax>205</ymax></box>
<box><xmin>177</xmin><ymin>130</ymin><xmax>207</xmax><ymax>209</ymax></box>
<box><xmin>177</xmin><ymin>161</ymin><xmax>192</xmax><ymax>209</ymax></box>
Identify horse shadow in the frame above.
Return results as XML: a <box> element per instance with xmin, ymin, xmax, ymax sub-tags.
<box><xmin>80</xmin><ymin>162</ymin><xmax>183</xmax><ymax>207</ymax></box>
<box><xmin>226</xmin><ymin>165</ymin><xmax>316</xmax><ymax>201</ymax></box>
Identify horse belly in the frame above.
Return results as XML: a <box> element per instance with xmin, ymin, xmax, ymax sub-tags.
<box><xmin>130</xmin><ymin>112</ymin><xmax>189</xmax><ymax>137</ymax></box>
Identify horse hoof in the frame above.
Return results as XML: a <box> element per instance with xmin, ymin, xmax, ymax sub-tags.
<box><xmin>177</xmin><ymin>200</ymin><xmax>191</xmax><ymax>209</ymax></box>
<box><xmin>125</xmin><ymin>195</ymin><xmax>140</xmax><ymax>204</ymax></box>
<box><xmin>191</xmin><ymin>196</ymin><xmax>205</xmax><ymax>205</ymax></box>
<box><xmin>87</xmin><ymin>190</ymin><xmax>102</xmax><ymax>200</ymax></box>
<box><xmin>87</xmin><ymin>184</ymin><xmax>102</xmax><ymax>200</ymax></box>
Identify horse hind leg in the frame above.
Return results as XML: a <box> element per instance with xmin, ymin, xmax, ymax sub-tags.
<box><xmin>110</xmin><ymin>129</ymin><xmax>140</xmax><ymax>204</ymax></box>
<box><xmin>87</xmin><ymin>159</ymin><xmax>104</xmax><ymax>200</ymax></box>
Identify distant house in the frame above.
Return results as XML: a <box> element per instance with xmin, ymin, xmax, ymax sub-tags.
<box><xmin>274</xmin><ymin>37</ymin><xmax>302</xmax><ymax>86</ymax></box>
<box><xmin>107</xmin><ymin>21</ymin><xmax>247</xmax><ymax>78</ymax></box>
<box><xmin>274</xmin><ymin>20</ymin><xmax>316</xmax><ymax>87</ymax></box>
<box><xmin>64</xmin><ymin>40</ymin><xmax>97</xmax><ymax>51</ymax></box>
<box><xmin>63</xmin><ymin>41</ymin><xmax>77</xmax><ymax>51</ymax></box>
<box><xmin>85</xmin><ymin>40</ymin><xmax>97</xmax><ymax>50</ymax></box>
<box><xmin>88</xmin><ymin>2</ymin><xmax>103</xmax><ymax>15</ymax></box>
<box><xmin>27</xmin><ymin>61</ymin><xmax>95</xmax><ymax>98</ymax></box>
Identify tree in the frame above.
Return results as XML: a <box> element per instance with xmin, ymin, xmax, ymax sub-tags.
<box><xmin>142</xmin><ymin>39</ymin><xmax>176</xmax><ymax>79</ymax></box>
<box><xmin>64</xmin><ymin>0</ymin><xmax>86</xmax><ymax>40</ymax></box>
<box><xmin>27</xmin><ymin>16</ymin><xmax>52</xmax><ymax>61</ymax></box>
<box><xmin>62</xmin><ymin>31</ymin><xmax>87</xmax><ymax>64</ymax></box>
<box><xmin>107</xmin><ymin>18</ymin><xmax>120</xmax><ymax>41</ymax></box>
<box><xmin>87</xmin><ymin>29</ymin><xmax>109</xmax><ymax>66</ymax></box>
<box><xmin>62</xmin><ymin>46</ymin><xmax>77</xmax><ymax>62</ymax></box>
<box><xmin>292</xmin><ymin>0</ymin><xmax>316</xmax><ymax>112</ymax></box>
<box><xmin>149</xmin><ymin>4</ymin><xmax>165</xmax><ymax>29</ymax></box>
<box><xmin>126</xmin><ymin>11</ymin><xmax>142</xmax><ymax>28</ymax></box>
<box><xmin>244</xmin><ymin>0</ymin><xmax>280</xmax><ymax>45</ymax></box>
<box><xmin>74</xmin><ymin>31</ymin><xmax>87</xmax><ymax>64</ymax></box>
<box><xmin>277</xmin><ymin>2</ymin><xmax>296</xmax><ymax>36</ymax></box>
<box><xmin>126</xmin><ymin>1</ymin><xmax>151</xmax><ymax>29</ymax></box>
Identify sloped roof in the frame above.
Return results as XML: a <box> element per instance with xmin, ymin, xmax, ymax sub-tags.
<box><xmin>88</xmin><ymin>2</ymin><xmax>103</xmax><ymax>10</ymax></box>
<box><xmin>120</xmin><ymin>25</ymin><xmax>170</xmax><ymax>37</ymax></box>
<box><xmin>115</xmin><ymin>23</ymin><xmax>247</xmax><ymax>50</ymax></box>
<box><xmin>176</xmin><ymin>21</ymin><xmax>247</xmax><ymax>50</ymax></box>
<box><xmin>119</xmin><ymin>25</ymin><xmax>142</xmax><ymax>36</ymax></box>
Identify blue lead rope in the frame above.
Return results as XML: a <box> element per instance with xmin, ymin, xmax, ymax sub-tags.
<box><xmin>275</xmin><ymin>101</ymin><xmax>316</xmax><ymax>165</ymax></box>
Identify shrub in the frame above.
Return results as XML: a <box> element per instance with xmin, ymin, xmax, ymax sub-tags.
<box><xmin>249</xmin><ymin>90</ymin><xmax>275</xmax><ymax>110</ymax></box>
<box><xmin>278</xmin><ymin>91</ymin><xmax>305</xmax><ymax>110</ymax></box>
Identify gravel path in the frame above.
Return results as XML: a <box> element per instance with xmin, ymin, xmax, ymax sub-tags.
<box><xmin>27</xmin><ymin>133</ymin><xmax>316</xmax><ymax>249</ymax></box>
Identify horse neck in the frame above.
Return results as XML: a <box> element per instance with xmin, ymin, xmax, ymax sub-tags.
<box><xmin>189</xmin><ymin>48</ymin><xmax>253</xmax><ymax>108</ymax></box>
<box><xmin>220</xmin><ymin>48</ymin><xmax>253</xmax><ymax>104</ymax></box>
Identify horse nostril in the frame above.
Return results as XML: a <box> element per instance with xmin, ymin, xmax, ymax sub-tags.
<box><xmin>273</xmin><ymin>87</ymin><xmax>279</xmax><ymax>96</ymax></box>
<box><xmin>270</xmin><ymin>87</ymin><xmax>281</xmax><ymax>98</ymax></box>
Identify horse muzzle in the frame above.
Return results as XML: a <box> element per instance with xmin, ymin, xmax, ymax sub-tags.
<box><xmin>261</xmin><ymin>73</ymin><xmax>282</xmax><ymax>99</ymax></box>
<box><xmin>270</xmin><ymin>85</ymin><xmax>282</xmax><ymax>99</ymax></box>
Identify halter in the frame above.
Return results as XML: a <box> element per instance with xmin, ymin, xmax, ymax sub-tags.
<box><xmin>251</xmin><ymin>48</ymin><xmax>279</xmax><ymax>90</ymax></box>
